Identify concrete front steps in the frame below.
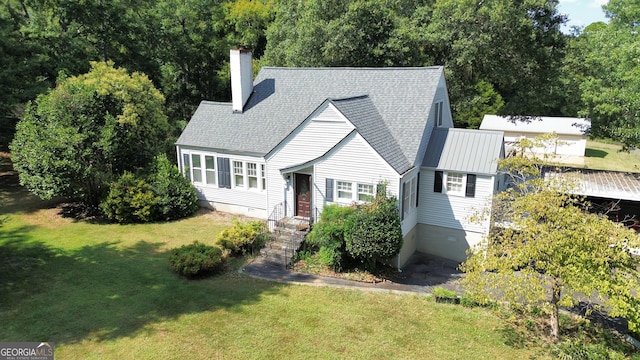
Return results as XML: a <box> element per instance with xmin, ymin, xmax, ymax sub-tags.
<box><xmin>258</xmin><ymin>217</ymin><xmax>310</xmax><ymax>267</ymax></box>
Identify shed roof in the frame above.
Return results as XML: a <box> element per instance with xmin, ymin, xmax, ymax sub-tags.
<box><xmin>176</xmin><ymin>67</ymin><xmax>444</xmax><ymax>173</ymax></box>
<box><xmin>422</xmin><ymin>128</ymin><xmax>504</xmax><ymax>175</ymax></box>
<box><xmin>480</xmin><ymin>115</ymin><xmax>590</xmax><ymax>136</ymax></box>
<box><xmin>545</xmin><ymin>169</ymin><xmax>640</xmax><ymax>201</ymax></box>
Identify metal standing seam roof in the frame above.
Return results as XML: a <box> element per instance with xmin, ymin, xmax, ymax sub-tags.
<box><xmin>176</xmin><ymin>66</ymin><xmax>444</xmax><ymax>172</ymax></box>
<box><xmin>545</xmin><ymin>169</ymin><xmax>640</xmax><ymax>201</ymax></box>
<box><xmin>421</xmin><ymin>128</ymin><xmax>505</xmax><ymax>175</ymax></box>
<box><xmin>480</xmin><ymin>115</ymin><xmax>591</xmax><ymax>136</ymax></box>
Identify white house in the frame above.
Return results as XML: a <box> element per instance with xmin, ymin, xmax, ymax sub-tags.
<box><xmin>176</xmin><ymin>48</ymin><xmax>505</xmax><ymax>266</ymax></box>
<box><xmin>480</xmin><ymin>115</ymin><xmax>590</xmax><ymax>162</ymax></box>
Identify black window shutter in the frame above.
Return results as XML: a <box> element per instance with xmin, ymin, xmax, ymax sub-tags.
<box><xmin>217</xmin><ymin>157</ymin><xmax>231</xmax><ymax>189</ymax></box>
<box><xmin>434</xmin><ymin>171</ymin><xmax>443</xmax><ymax>193</ymax></box>
<box><xmin>326</xmin><ymin>178</ymin><xmax>333</xmax><ymax>201</ymax></box>
<box><xmin>466</xmin><ymin>174</ymin><xmax>476</xmax><ymax>197</ymax></box>
<box><xmin>415</xmin><ymin>173</ymin><xmax>420</xmax><ymax>207</ymax></box>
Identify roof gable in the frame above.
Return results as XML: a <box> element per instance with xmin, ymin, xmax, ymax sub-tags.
<box><xmin>176</xmin><ymin>67</ymin><xmax>443</xmax><ymax>165</ymax></box>
<box><xmin>331</xmin><ymin>96</ymin><xmax>412</xmax><ymax>174</ymax></box>
<box><xmin>422</xmin><ymin>128</ymin><xmax>504</xmax><ymax>175</ymax></box>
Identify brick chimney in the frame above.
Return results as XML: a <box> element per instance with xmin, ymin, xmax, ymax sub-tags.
<box><xmin>230</xmin><ymin>47</ymin><xmax>253</xmax><ymax>113</ymax></box>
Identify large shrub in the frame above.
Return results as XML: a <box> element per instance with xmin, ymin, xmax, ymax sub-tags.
<box><xmin>216</xmin><ymin>220</ymin><xmax>269</xmax><ymax>255</ymax></box>
<box><xmin>169</xmin><ymin>242</ymin><xmax>225</xmax><ymax>278</ymax></box>
<box><xmin>345</xmin><ymin>192</ymin><xmax>402</xmax><ymax>270</ymax></box>
<box><xmin>305</xmin><ymin>204</ymin><xmax>357</xmax><ymax>271</ymax></box>
<box><xmin>101</xmin><ymin>155</ymin><xmax>199</xmax><ymax>224</ymax></box>
<box><xmin>148</xmin><ymin>154</ymin><xmax>199</xmax><ymax>221</ymax></box>
<box><xmin>101</xmin><ymin>172</ymin><xmax>159</xmax><ymax>224</ymax></box>
<box><xmin>10</xmin><ymin>62</ymin><xmax>169</xmax><ymax>206</ymax></box>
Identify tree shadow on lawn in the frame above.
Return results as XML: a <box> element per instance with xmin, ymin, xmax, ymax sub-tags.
<box><xmin>0</xmin><ymin>226</ymin><xmax>281</xmax><ymax>345</ymax></box>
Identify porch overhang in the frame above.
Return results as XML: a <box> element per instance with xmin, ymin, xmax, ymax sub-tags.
<box><xmin>279</xmin><ymin>156</ymin><xmax>322</xmax><ymax>175</ymax></box>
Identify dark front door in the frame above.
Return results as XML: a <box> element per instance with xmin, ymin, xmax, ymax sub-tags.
<box><xmin>295</xmin><ymin>174</ymin><xmax>311</xmax><ymax>217</ymax></box>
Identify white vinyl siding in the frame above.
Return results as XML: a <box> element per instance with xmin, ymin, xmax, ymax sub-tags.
<box><xmin>265</xmin><ymin>103</ymin><xmax>355</xmax><ymax>218</ymax></box>
<box><xmin>314</xmin><ymin>133</ymin><xmax>399</xmax><ymax>221</ymax></box>
<box><xmin>418</xmin><ymin>168</ymin><xmax>495</xmax><ymax>233</ymax></box>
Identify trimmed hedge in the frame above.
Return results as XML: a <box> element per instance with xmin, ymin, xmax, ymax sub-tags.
<box><xmin>169</xmin><ymin>242</ymin><xmax>225</xmax><ymax>278</ymax></box>
<box><xmin>216</xmin><ymin>220</ymin><xmax>269</xmax><ymax>255</ymax></box>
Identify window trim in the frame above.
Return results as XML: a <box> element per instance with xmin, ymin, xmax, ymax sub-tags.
<box><xmin>332</xmin><ymin>180</ymin><xmax>376</xmax><ymax>204</ymax></box>
<box><xmin>434</xmin><ymin>171</ymin><xmax>477</xmax><ymax>198</ymax></box>
<box><xmin>445</xmin><ymin>172</ymin><xmax>465</xmax><ymax>196</ymax></box>
<box><xmin>205</xmin><ymin>155</ymin><xmax>216</xmax><ymax>185</ymax></box>
<box><xmin>180</xmin><ymin>151</ymin><xmax>265</xmax><ymax>191</ymax></box>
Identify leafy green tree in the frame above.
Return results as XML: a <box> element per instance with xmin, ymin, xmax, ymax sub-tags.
<box><xmin>461</xmin><ymin>138</ymin><xmax>640</xmax><ymax>341</ymax></box>
<box><xmin>263</xmin><ymin>0</ymin><xmax>421</xmax><ymax>67</ymax></box>
<box><xmin>222</xmin><ymin>0</ymin><xmax>275</xmax><ymax>57</ymax></box>
<box><xmin>345</xmin><ymin>183</ymin><xmax>403</xmax><ymax>270</ymax></box>
<box><xmin>0</xmin><ymin>2</ymin><xmax>51</xmax><ymax>118</ymax></box>
<box><xmin>10</xmin><ymin>62</ymin><xmax>169</xmax><ymax>206</ymax></box>
<box><xmin>420</xmin><ymin>0</ymin><xmax>567</xmax><ymax>124</ymax></box>
<box><xmin>562</xmin><ymin>19</ymin><xmax>640</xmax><ymax>147</ymax></box>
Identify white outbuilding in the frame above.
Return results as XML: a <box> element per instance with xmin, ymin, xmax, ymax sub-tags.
<box><xmin>480</xmin><ymin>115</ymin><xmax>590</xmax><ymax>161</ymax></box>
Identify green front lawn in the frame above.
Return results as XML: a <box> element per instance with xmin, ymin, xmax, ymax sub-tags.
<box><xmin>0</xmin><ymin>178</ymin><xmax>551</xmax><ymax>359</ymax></box>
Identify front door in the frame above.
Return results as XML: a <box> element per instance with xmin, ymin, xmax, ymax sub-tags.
<box><xmin>295</xmin><ymin>174</ymin><xmax>311</xmax><ymax>217</ymax></box>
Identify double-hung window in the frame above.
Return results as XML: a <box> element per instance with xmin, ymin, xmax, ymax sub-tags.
<box><xmin>434</xmin><ymin>171</ymin><xmax>476</xmax><ymax>197</ymax></box>
<box><xmin>337</xmin><ymin>181</ymin><xmax>353</xmax><ymax>200</ymax></box>
<box><xmin>247</xmin><ymin>163</ymin><xmax>258</xmax><ymax>189</ymax></box>
<box><xmin>233</xmin><ymin>161</ymin><xmax>244</xmax><ymax>188</ymax></box>
<box><xmin>331</xmin><ymin>180</ymin><xmax>375</xmax><ymax>203</ymax></box>
<box><xmin>182</xmin><ymin>154</ymin><xmax>191</xmax><ymax>181</ymax></box>
<box><xmin>358</xmin><ymin>184</ymin><xmax>375</xmax><ymax>202</ymax></box>
<box><xmin>445</xmin><ymin>172</ymin><xmax>464</xmax><ymax>195</ymax></box>
<box><xmin>191</xmin><ymin>154</ymin><xmax>203</xmax><ymax>183</ymax></box>
<box><xmin>205</xmin><ymin>155</ymin><xmax>216</xmax><ymax>185</ymax></box>
<box><xmin>261</xmin><ymin>164</ymin><xmax>267</xmax><ymax>190</ymax></box>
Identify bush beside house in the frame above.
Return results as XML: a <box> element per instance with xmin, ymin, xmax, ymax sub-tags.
<box><xmin>101</xmin><ymin>154</ymin><xmax>198</xmax><ymax>224</ymax></box>
<box><xmin>304</xmin><ymin>182</ymin><xmax>403</xmax><ymax>272</ymax></box>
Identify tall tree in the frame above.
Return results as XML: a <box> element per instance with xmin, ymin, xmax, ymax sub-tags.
<box><xmin>263</xmin><ymin>0</ymin><xmax>422</xmax><ymax>67</ymax></box>
<box><xmin>461</xmin><ymin>137</ymin><xmax>640</xmax><ymax>341</ymax></box>
<box><xmin>562</xmin><ymin>1</ymin><xmax>640</xmax><ymax>148</ymax></box>
<box><xmin>10</xmin><ymin>62</ymin><xmax>169</xmax><ymax>206</ymax></box>
<box><xmin>419</xmin><ymin>0</ymin><xmax>567</xmax><ymax>127</ymax></box>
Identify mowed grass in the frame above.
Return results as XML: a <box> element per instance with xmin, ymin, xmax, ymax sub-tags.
<box><xmin>0</xmin><ymin>175</ymin><xmax>548</xmax><ymax>359</ymax></box>
<box><xmin>585</xmin><ymin>139</ymin><xmax>640</xmax><ymax>173</ymax></box>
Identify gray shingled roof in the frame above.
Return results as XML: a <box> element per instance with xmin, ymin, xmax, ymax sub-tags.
<box><xmin>422</xmin><ymin>128</ymin><xmax>504</xmax><ymax>175</ymax></box>
<box><xmin>176</xmin><ymin>67</ymin><xmax>443</xmax><ymax>172</ymax></box>
<box><xmin>331</xmin><ymin>96</ymin><xmax>412</xmax><ymax>173</ymax></box>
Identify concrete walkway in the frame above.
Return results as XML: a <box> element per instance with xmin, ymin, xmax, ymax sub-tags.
<box><xmin>240</xmin><ymin>252</ymin><xmax>464</xmax><ymax>296</ymax></box>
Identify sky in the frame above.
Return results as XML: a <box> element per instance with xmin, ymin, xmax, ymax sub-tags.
<box><xmin>557</xmin><ymin>0</ymin><xmax>609</xmax><ymax>32</ymax></box>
